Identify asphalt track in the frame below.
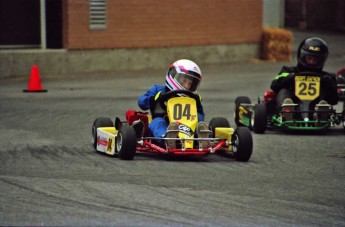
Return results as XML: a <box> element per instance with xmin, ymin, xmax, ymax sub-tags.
<box><xmin>1</xmin><ymin>30</ymin><xmax>345</xmax><ymax>226</ymax></box>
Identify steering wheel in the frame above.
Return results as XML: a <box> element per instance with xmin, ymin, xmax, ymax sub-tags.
<box><xmin>296</xmin><ymin>71</ymin><xmax>323</xmax><ymax>76</ymax></box>
<box><xmin>160</xmin><ymin>90</ymin><xmax>201</xmax><ymax>106</ymax></box>
<box><xmin>150</xmin><ymin>90</ymin><xmax>202</xmax><ymax>116</ymax></box>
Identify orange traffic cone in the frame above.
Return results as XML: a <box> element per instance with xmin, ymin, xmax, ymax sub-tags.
<box><xmin>23</xmin><ymin>65</ymin><xmax>47</xmax><ymax>92</ymax></box>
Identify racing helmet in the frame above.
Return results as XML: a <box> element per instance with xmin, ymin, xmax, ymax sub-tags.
<box><xmin>297</xmin><ymin>37</ymin><xmax>328</xmax><ymax>70</ymax></box>
<box><xmin>165</xmin><ymin>59</ymin><xmax>202</xmax><ymax>93</ymax></box>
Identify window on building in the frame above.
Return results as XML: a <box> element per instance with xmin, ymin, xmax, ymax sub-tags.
<box><xmin>89</xmin><ymin>0</ymin><xmax>106</xmax><ymax>30</ymax></box>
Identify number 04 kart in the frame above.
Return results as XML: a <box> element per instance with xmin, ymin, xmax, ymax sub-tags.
<box><xmin>92</xmin><ymin>90</ymin><xmax>253</xmax><ymax>161</ymax></box>
<box><xmin>234</xmin><ymin>72</ymin><xmax>345</xmax><ymax>133</ymax></box>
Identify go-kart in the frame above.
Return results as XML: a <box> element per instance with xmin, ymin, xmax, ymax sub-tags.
<box><xmin>234</xmin><ymin>72</ymin><xmax>345</xmax><ymax>133</ymax></box>
<box><xmin>92</xmin><ymin>90</ymin><xmax>253</xmax><ymax>161</ymax></box>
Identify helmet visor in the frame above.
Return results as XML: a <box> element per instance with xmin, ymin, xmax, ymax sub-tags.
<box><xmin>174</xmin><ymin>73</ymin><xmax>200</xmax><ymax>92</ymax></box>
<box><xmin>300</xmin><ymin>50</ymin><xmax>327</xmax><ymax>69</ymax></box>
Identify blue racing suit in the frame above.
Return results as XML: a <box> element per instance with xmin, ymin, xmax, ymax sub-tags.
<box><xmin>138</xmin><ymin>84</ymin><xmax>205</xmax><ymax>138</ymax></box>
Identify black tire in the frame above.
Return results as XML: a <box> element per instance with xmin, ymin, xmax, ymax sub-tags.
<box><xmin>116</xmin><ymin>124</ymin><xmax>137</xmax><ymax>160</ymax></box>
<box><xmin>251</xmin><ymin>103</ymin><xmax>267</xmax><ymax>134</ymax></box>
<box><xmin>233</xmin><ymin>127</ymin><xmax>253</xmax><ymax>162</ymax></box>
<box><xmin>234</xmin><ymin>96</ymin><xmax>251</xmax><ymax>126</ymax></box>
<box><xmin>209</xmin><ymin>117</ymin><xmax>230</xmax><ymax>137</ymax></box>
<box><xmin>92</xmin><ymin>117</ymin><xmax>114</xmax><ymax>150</ymax></box>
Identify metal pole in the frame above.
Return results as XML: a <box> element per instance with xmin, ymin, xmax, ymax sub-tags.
<box><xmin>40</xmin><ymin>0</ymin><xmax>46</xmax><ymax>49</ymax></box>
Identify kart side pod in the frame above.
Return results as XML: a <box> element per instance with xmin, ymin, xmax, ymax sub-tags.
<box><xmin>238</xmin><ymin>104</ymin><xmax>254</xmax><ymax>127</ymax></box>
<box><xmin>96</xmin><ymin>127</ymin><xmax>117</xmax><ymax>155</ymax></box>
<box><xmin>215</xmin><ymin>127</ymin><xmax>234</xmax><ymax>149</ymax></box>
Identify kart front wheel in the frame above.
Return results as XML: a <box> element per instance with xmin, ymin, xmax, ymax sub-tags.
<box><xmin>209</xmin><ymin>117</ymin><xmax>230</xmax><ymax>137</ymax></box>
<box><xmin>116</xmin><ymin>124</ymin><xmax>137</xmax><ymax>160</ymax></box>
<box><xmin>92</xmin><ymin>117</ymin><xmax>114</xmax><ymax>151</ymax></box>
<box><xmin>232</xmin><ymin>127</ymin><xmax>253</xmax><ymax>162</ymax></box>
<box><xmin>251</xmin><ymin>103</ymin><xmax>267</xmax><ymax>134</ymax></box>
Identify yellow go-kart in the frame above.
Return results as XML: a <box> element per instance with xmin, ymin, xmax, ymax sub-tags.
<box><xmin>92</xmin><ymin>90</ymin><xmax>253</xmax><ymax>161</ymax></box>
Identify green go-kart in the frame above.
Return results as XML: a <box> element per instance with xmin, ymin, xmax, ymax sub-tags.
<box><xmin>234</xmin><ymin>72</ymin><xmax>345</xmax><ymax>133</ymax></box>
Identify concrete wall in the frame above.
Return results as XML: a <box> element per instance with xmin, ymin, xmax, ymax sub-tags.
<box><xmin>263</xmin><ymin>0</ymin><xmax>285</xmax><ymax>27</ymax></box>
<box><xmin>0</xmin><ymin>43</ymin><xmax>259</xmax><ymax>78</ymax></box>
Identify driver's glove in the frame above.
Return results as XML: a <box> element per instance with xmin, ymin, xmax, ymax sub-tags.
<box><xmin>194</xmin><ymin>93</ymin><xmax>202</xmax><ymax>109</ymax></box>
<box><xmin>149</xmin><ymin>91</ymin><xmax>164</xmax><ymax>107</ymax></box>
<box><xmin>195</xmin><ymin>93</ymin><xmax>202</xmax><ymax>102</ymax></box>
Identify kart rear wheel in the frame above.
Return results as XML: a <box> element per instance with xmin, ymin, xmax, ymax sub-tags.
<box><xmin>116</xmin><ymin>124</ymin><xmax>137</xmax><ymax>160</ymax></box>
<box><xmin>251</xmin><ymin>103</ymin><xmax>267</xmax><ymax>134</ymax></box>
<box><xmin>209</xmin><ymin>117</ymin><xmax>230</xmax><ymax>137</ymax></box>
<box><xmin>234</xmin><ymin>96</ymin><xmax>251</xmax><ymax>127</ymax></box>
<box><xmin>92</xmin><ymin>117</ymin><xmax>114</xmax><ymax>150</ymax></box>
<box><xmin>232</xmin><ymin>126</ymin><xmax>253</xmax><ymax>162</ymax></box>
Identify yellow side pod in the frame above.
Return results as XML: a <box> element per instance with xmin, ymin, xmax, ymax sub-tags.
<box><xmin>97</xmin><ymin>127</ymin><xmax>118</xmax><ymax>155</ymax></box>
<box><xmin>215</xmin><ymin>127</ymin><xmax>234</xmax><ymax>150</ymax></box>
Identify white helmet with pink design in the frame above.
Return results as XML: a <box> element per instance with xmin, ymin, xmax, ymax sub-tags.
<box><xmin>165</xmin><ymin>59</ymin><xmax>202</xmax><ymax>93</ymax></box>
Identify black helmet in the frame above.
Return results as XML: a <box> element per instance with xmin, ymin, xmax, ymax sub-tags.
<box><xmin>297</xmin><ymin>37</ymin><xmax>328</xmax><ymax>70</ymax></box>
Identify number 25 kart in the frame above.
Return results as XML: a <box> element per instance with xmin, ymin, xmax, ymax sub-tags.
<box><xmin>92</xmin><ymin>90</ymin><xmax>253</xmax><ymax>161</ymax></box>
<box><xmin>234</xmin><ymin>72</ymin><xmax>345</xmax><ymax>133</ymax></box>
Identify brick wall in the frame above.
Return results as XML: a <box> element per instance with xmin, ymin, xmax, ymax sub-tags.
<box><xmin>63</xmin><ymin>0</ymin><xmax>263</xmax><ymax>50</ymax></box>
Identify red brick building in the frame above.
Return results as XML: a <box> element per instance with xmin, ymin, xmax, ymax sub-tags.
<box><xmin>1</xmin><ymin>0</ymin><xmax>263</xmax><ymax>49</ymax></box>
<box><xmin>0</xmin><ymin>0</ymin><xmax>264</xmax><ymax>77</ymax></box>
<box><xmin>63</xmin><ymin>0</ymin><xmax>263</xmax><ymax>49</ymax></box>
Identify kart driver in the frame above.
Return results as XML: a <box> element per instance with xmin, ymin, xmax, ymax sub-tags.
<box><xmin>137</xmin><ymin>59</ymin><xmax>209</xmax><ymax>148</ymax></box>
<box><xmin>270</xmin><ymin>37</ymin><xmax>338</xmax><ymax>119</ymax></box>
